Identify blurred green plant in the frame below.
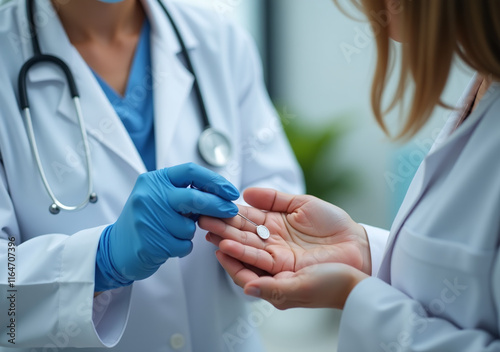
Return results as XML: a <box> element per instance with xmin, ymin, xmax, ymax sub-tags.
<box><xmin>276</xmin><ymin>105</ymin><xmax>359</xmax><ymax>202</ymax></box>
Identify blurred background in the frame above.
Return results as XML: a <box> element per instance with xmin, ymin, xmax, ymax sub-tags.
<box><xmin>1</xmin><ymin>0</ymin><xmax>473</xmax><ymax>350</ymax></box>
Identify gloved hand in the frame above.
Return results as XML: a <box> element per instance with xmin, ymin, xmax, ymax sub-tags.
<box><xmin>95</xmin><ymin>163</ymin><xmax>240</xmax><ymax>292</ymax></box>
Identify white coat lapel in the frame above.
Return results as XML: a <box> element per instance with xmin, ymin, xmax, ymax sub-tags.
<box><xmin>144</xmin><ymin>0</ymin><xmax>197</xmax><ymax>168</ymax></box>
<box><xmin>19</xmin><ymin>0</ymin><xmax>147</xmax><ymax>175</ymax></box>
<box><xmin>377</xmin><ymin>77</ymin><xmax>500</xmax><ymax>282</ymax></box>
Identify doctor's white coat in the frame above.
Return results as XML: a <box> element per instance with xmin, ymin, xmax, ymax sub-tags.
<box><xmin>0</xmin><ymin>0</ymin><xmax>303</xmax><ymax>351</ymax></box>
<box><xmin>339</xmin><ymin>78</ymin><xmax>500</xmax><ymax>351</ymax></box>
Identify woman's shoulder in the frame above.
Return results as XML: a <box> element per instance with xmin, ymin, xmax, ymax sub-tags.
<box><xmin>473</xmin><ymin>82</ymin><xmax>500</xmax><ymax>137</ymax></box>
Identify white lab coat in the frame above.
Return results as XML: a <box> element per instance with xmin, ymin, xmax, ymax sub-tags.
<box><xmin>338</xmin><ymin>78</ymin><xmax>500</xmax><ymax>351</ymax></box>
<box><xmin>0</xmin><ymin>0</ymin><xmax>303</xmax><ymax>351</ymax></box>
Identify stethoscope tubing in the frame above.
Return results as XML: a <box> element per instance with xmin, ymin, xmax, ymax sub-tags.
<box><xmin>21</xmin><ymin>97</ymin><xmax>96</xmax><ymax>213</ymax></box>
<box><xmin>19</xmin><ymin>0</ymin><xmax>97</xmax><ymax>214</ymax></box>
<box><xmin>157</xmin><ymin>1</ymin><xmax>233</xmax><ymax>168</ymax></box>
<box><xmin>156</xmin><ymin>0</ymin><xmax>211</xmax><ymax>130</ymax></box>
<box><xmin>18</xmin><ymin>54</ymin><xmax>79</xmax><ymax>109</ymax></box>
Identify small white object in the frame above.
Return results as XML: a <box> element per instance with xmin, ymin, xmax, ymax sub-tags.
<box><xmin>237</xmin><ymin>213</ymin><xmax>270</xmax><ymax>240</ymax></box>
<box><xmin>170</xmin><ymin>333</ymin><xmax>185</xmax><ymax>350</ymax></box>
<box><xmin>256</xmin><ymin>225</ymin><xmax>270</xmax><ymax>240</ymax></box>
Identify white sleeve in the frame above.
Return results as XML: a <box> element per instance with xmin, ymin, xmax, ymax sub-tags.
<box><xmin>338</xmin><ymin>250</ymin><xmax>500</xmax><ymax>351</ymax></box>
<box><xmin>360</xmin><ymin>224</ymin><xmax>389</xmax><ymax>276</ymax></box>
<box><xmin>0</xmin><ymin>161</ymin><xmax>131</xmax><ymax>348</ymax></box>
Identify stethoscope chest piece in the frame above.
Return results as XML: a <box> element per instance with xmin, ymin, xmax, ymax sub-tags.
<box><xmin>157</xmin><ymin>0</ymin><xmax>233</xmax><ymax>168</ymax></box>
<box><xmin>198</xmin><ymin>128</ymin><xmax>232</xmax><ymax>168</ymax></box>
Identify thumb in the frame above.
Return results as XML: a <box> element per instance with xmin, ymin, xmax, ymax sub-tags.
<box><xmin>244</xmin><ymin>273</ymin><xmax>301</xmax><ymax>308</ymax></box>
<box><xmin>166</xmin><ymin>163</ymin><xmax>240</xmax><ymax>200</ymax></box>
<box><xmin>243</xmin><ymin>188</ymin><xmax>299</xmax><ymax>213</ymax></box>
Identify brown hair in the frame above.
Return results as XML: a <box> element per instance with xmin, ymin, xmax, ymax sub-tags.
<box><xmin>339</xmin><ymin>0</ymin><xmax>500</xmax><ymax>138</ymax></box>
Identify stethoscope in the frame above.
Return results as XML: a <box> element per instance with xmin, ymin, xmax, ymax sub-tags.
<box><xmin>18</xmin><ymin>0</ymin><xmax>233</xmax><ymax>215</ymax></box>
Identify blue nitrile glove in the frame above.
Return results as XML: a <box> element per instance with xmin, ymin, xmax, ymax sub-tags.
<box><xmin>94</xmin><ymin>163</ymin><xmax>239</xmax><ymax>292</ymax></box>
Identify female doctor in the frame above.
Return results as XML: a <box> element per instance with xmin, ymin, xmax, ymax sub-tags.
<box><xmin>200</xmin><ymin>0</ymin><xmax>500</xmax><ymax>351</ymax></box>
<box><xmin>0</xmin><ymin>0</ymin><xmax>303</xmax><ymax>351</ymax></box>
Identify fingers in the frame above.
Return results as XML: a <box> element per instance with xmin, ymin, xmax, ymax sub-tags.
<box><xmin>243</xmin><ymin>188</ymin><xmax>298</xmax><ymax>212</ymax></box>
<box><xmin>243</xmin><ymin>274</ymin><xmax>303</xmax><ymax>309</ymax></box>
<box><xmin>167</xmin><ymin>163</ymin><xmax>240</xmax><ymax>200</ymax></box>
<box><xmin>168</xmin><ymin>188</ymin><xmax>238</xmax><ymax>218</ymax></box>
<box><xmin>219</xmin><ymin>240</ymin><xmax>276</xmax><ymax>273</ymax></box>
<box><xmin>243</xmin><ymin>264</ymin><xmax>368</xmax><ymax>310</ymax></box>
<box><xmin>161</xmin><ymin>210</ymin><xmax>197</xmax><ymax>240</ymax></box>
<box><xmin>215</xmin><ymin>251</ymin><xmax>260</xmax><ymax>288</ymax></box>
<box><xmin>235</xmin><ymin>205</ymin><xmax>268</xmax><ymax>232</ymax></box>
<box><xmin>168</xmin><ymin>239</ymin><xmax>194</xmax><ymax>258</ymax></box>
<box><xmin>206</xmin><ymin>232</ymin><xmax>280</xmax><ymax>274</ymax></box>
<box><xmin>205</xmin><ymin>232</ymin><xmax>223</xmax><ymax>247</ymax></box>
<box><xmin>199</xmin><ymin>215</ymin><xmax>265</xmax><ymax>249</ymax></box>
<box><xmin>199</xmin><ymin>204</ymin><xmax>267</xmax><ymax>234</ymax></box>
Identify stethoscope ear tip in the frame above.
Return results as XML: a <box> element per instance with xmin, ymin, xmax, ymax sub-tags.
<box><xmin>49</xmin><ymin>204</ymin><xmax>60</xmax><ymax>215</ymax></box>
<box><xmin>48</xmin><ymin>193</ymin><xmax>98</xmax><ymax>214</ymax></box>
<box><xmin>89</xmin><ymin>193</ymin><xmax>98</xmax><ymax>204</ymax></box>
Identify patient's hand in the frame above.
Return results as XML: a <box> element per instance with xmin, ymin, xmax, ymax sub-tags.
<box><xmin>199</xmin><ymin>188</ymin><xmax>372</xmax><ymax>278</ymax></box>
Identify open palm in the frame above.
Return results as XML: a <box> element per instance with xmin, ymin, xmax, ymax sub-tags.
<box><xmin>199</xmin><ymin>188</ymin><xmax>371</xmax><ymax>276</ymax></box>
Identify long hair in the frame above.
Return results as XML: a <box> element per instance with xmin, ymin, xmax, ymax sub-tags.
<box><xmin>338</xmin><ymin>0</ymin><xmax>500</xmax><ymax>138</ymax></box>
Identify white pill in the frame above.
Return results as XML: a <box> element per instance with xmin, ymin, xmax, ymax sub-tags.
<box><xmin>256</xmin><ymin>225</ymin><xmax>270</xmax><ymax>240</ymax></box>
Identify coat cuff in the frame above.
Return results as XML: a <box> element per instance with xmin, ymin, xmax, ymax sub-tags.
<box><xmin>338</xmin><ymin>277</ymin><xmax>398</xmax><ymax>351</ymax></box>
<box><xmin>60</xmin><ymin>227</ymin><xmax>132</xmax><ymax>347</ymax></box>
<box><xmin>359</xmin><ymin>224</ymin><xmax>389</xmax><ymax>276</ymax></box>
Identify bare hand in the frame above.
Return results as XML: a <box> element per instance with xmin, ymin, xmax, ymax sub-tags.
<box><xmin>214</xmin><ymin>251</ymin><xmax>368</xmax><ymax>310</ymax></box>
<box><xmin>198</xmin><ymin>188</ymin><xmax>372</xmax><ymax>277</ymax></box>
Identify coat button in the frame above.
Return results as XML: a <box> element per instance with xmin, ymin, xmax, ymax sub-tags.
<box><xmin>170</xmin><ymin>333</ymin><xmax>185</xmax><ymax>350</ymax></box>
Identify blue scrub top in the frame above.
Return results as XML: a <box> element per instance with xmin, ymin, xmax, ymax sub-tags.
<box><xmin>93</xmin><ymin>20</ymin><xmax>156</xmax><ymax>171</ymax></box>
